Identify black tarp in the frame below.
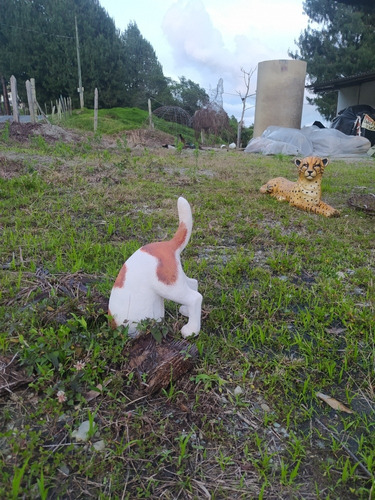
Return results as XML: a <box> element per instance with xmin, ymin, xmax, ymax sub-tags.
<box><xmin>331</xmin><ymin>104</ymin><xmax>375</xmax><ymax>145</ymax></box>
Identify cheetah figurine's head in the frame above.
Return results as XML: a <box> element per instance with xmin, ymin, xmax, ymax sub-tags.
<box><xmin>295</xmin><ymin>157</ymin><xmax>328</xmax><ymax>181</ymax></box>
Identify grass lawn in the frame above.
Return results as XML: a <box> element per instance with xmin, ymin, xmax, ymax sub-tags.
<box><xmin>0</xmin><ymin>115</ymin><xmax>374</xmax><ymax>499</ymax></box>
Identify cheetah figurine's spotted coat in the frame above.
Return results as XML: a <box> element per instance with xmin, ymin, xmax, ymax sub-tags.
<box><xmin>259</xmin><ymin>157</ymin><xmax>340</xmax><ymax>217</ymax></box>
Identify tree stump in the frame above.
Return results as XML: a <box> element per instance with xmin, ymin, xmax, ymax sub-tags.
<box><xmin>126</xmin><ymin>334</ymin><xmax>199</xmax><ymax>394</ymax></box>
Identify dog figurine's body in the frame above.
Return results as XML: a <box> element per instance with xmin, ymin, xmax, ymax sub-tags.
<box><xmin>108</xmin><ymin>197</ymin><xmax>202</xmax><ymax>338</ymax></box>
<box><xmin>259</xmin><ymin>157</ymin><xmax>340</xmax><ymax>217</ymax></box>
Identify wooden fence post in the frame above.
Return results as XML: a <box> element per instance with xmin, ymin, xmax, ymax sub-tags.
<box><xmin>94</xmin><ymin>88</ymin><xmax>98</xmax><ymax>132</ymax></box>
<box><xmin>59</xmin><ymin>95</ymin><xmax>65</xmax><ymax>114</ymax></box>
<box><xmin>148</xmin><ymin>98</ymin><xmax>154</xmax><ymax>129</ymax></box>
<box><xmin>30</xmin><ymin>78</ymin><xmax>37</xmax><ymax>117</ymax></box>
<box><xmin>10</xmin><ymin>75</ymin><xmax>19</xmax><ymax>122</ymax></box>
<box><xmin>56</xmin><ymin>99</ymin><xmax>61</xmax><ymax>120</ymax></box>
<box><xmin>26</xmin><ymin>80</ymin><xmax>36</xmax><ymax>123</ymax></box>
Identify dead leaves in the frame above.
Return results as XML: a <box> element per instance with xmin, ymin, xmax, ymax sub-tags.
<box><xmin>0</xmin><ymin>354</ymin><xmax>34</xmax><ymax>397</ymax></box>
<box><xmin>84</xmin><ymin>384</ymin><xmax>103</xmax><ymax>402</ymax></box>
<box><xmin>316</xmin><ymin>392</ymin><xmax>354</xmax><ymax>414</ymax></box>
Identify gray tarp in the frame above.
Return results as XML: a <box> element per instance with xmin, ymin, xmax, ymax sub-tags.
<box><xmin>244</xmin><ymin>125</ymin><xmax>371</xmax><ymax>157</ymax></box>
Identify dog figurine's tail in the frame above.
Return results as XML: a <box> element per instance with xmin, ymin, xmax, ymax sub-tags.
<box><xmin>173</xmin><ymin>197</ymin><xmax>193</xmax><ymax>254</ymax></box>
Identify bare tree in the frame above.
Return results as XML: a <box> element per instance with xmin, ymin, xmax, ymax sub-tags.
<box><xmin>236</xmin><ymin>67</ymin><xmax>256</xmax><ymax>148</ymax></box>
<box><xmin>192</xmin><ymin>106</ymin><xmax>230</xmax><ymax>143</ymax></box>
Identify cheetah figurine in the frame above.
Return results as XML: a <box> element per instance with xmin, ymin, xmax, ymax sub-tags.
<box><xmin>259</xmin><ymin>157</ymin><xmax>340</xmax><ymax>217</ymax></box>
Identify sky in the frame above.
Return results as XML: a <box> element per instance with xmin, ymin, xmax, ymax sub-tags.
<box><xmin>99</xmin><ymin>0</ymin><xmax>326</xmax><ymax>127</ymax></box>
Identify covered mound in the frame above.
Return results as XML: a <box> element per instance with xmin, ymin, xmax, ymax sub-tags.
<box><xmin>245</xmin><ymin>125</ymin><xmax>371</xmax><ymax>157</ymax></box>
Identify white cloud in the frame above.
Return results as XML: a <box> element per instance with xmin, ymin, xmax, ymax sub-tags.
<box><xmin>161</xmin><ymin>0</ymin><xmax>315</xmax><ymax>125</ymax></box>
<box><xmin>100</xmin><ymin>0</ymin><xmax>326</xmax><ymax>127</ymax></box>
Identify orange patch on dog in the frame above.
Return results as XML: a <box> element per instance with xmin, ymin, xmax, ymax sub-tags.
<box><xmin>113</xmin><ymin>263</ymin><xmax>127</xmax><ymax>288</ymax></box>
<box><xmin>141</xmin><ymin>222</ymin><xmax>187</xmax><ymax>285</ymax></box>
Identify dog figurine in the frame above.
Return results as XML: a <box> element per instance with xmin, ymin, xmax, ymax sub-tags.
<box><xmin>108</xmin><ymin>197</ymin><xmax>202</xmax><ymax>338</ymax></box>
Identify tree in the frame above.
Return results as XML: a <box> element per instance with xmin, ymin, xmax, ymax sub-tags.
<box><xmin>192</xmin><ymin>106</ymin><xmax>230</xmax><ymax>143</ymax></box>
<box><xmin>121</xmin><ymin>22</ymin><xmax>171</xmax><ymax>109</ymax></box>
<box><xmin>74</xmin><ymin>0</ymin><xmax>126</xmax><ymax>108</ymax></box>
<box><xmin>228</xmin><ymin>115</ymin><xmax>253</xmax><ymax>146</ymax></box>
<box><xmin>0</xmin><ymin>2</ymin><xmax>207</xmax><ymax>113</ymax></box>
<box><xmin>334</xmin><ymin>0</ymin><xmax>375</xmax><ymax>12</ymax></box>
<box><xmin>167</xmin><ymin>77</ymin><xmax>209</xmax><ymax>115</ymax></box>
<box><xmin>290</xmin><ymin>0</ymin><xmax>375</xmax><ymax>120</ymax></box>
<box><xmin>0</xmin><ymin>0</ymin><xmax>125</xmax><ymax>108</ymax></box>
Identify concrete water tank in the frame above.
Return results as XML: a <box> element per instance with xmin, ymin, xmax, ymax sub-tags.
<box><xmin>253</xmin><ymin>59</ymin><xmax>307</xmax><ymax>138</ymax></box>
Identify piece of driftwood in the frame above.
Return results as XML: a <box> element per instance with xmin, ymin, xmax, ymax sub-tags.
<box><xmin>347</xmin><ymin>194</ymin><xmax>375</xmax><ymax>214</ymax></box>
<box><xmin>0</xmin><ymin>354</ymin><xmax>34</xmax><ymax>397</ymax></box>
<box><xmin>126</xmin><ymin>334</ymin><xmax>199</xmax><ymax>394</ymax></box>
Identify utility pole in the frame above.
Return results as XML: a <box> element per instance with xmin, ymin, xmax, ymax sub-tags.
<box><xmin>75</xmin><ymin>16</ymin><xmax>84</xmax><ymax>109</ymax></box>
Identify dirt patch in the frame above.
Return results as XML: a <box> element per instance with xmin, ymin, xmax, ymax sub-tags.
<box><xmin>34</xmin><ymin>123</ymin><xmax>82</xmax><ymax>143</ymax></box>
<box><xmin>1</xmin><ymin>121</ymin><xmax>176</xmax><ymax>149</ymax></box>
<box><xmin>0</xmin><ymin>121</ymin><xmax>82</xmax><ymax>144</ymax></box>
<box><xmin>0</xmin><ymin>156</ymin><xmax>26</xmax><ymax>178</ymax></box>
<box><xmin>125</xmin><ymin>128</ymin><xmax>175</xmax><ymax>148</ymax></box>
<box><xmin>347</xmin><ymin>193</ymin><xmax>375</xmax><ymax>214</ymax></box>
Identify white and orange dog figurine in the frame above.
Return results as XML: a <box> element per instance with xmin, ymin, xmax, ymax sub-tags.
<box><xmin>108</xmin><ymin>197</ymin><xmax>202</xmax><ymax>338</ymax></box>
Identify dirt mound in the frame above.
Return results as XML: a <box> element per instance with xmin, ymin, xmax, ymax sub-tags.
<box><xmin>125</xmin><ymin>128</ymin><xmax>175</xmax><ymax>148</ymax></box>
<box><xmin>1</xmin><ymin>122</ymin><xmax>176</xmax><ymax>149</ymax></box>
<box><xmin>34</xmin><ymin>123</ymin><xmax>81</xmax><ymax>142</ymax></box>
<box><xmin>348</xmin><ymin>193</ymin><xmax>375</xmax><ymax>214</ymax></box>
<box><xmin>0</xmin><ymin>121</ymin><xmax>82</xmax><ymax>144</ymax></box>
